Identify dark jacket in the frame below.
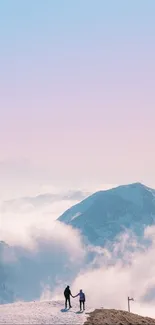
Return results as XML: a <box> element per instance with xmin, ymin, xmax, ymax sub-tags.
<box><xmin>64</xmin><ymin>286</ymin><xmax>71</xmax><ymax>298</ymax></box>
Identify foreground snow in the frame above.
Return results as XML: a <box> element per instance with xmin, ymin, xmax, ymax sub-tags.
<box><xmin>0</xmin><ymin>300</ymin><xmax>92</xmax><ymax>324</ymax></box>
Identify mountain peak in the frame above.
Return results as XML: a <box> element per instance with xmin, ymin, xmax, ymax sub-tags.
<box><xmin>58</xmin><ymin>182</ymin><xmax>155</xmax><ymax>246</ymax></box>
<box><xmin>97</xmin><ymin>182</ymin><xmax>151</xmax><ymax>196</ymax></box>
<box><xmin>114</xmin><ymin>182</ymin><xmax>149</xmax><ymax>191</ymax></box>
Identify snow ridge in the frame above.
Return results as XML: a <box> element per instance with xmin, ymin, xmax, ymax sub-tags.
<box><xmin>0</xmin><ymin>300</ymin><xmax>92</xmax><ymax>324</ymax></box>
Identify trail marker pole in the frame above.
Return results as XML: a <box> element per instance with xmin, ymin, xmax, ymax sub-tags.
<box><xmin>128</xmin><ymin>296</ymin><xmax>134</xmax><ymax>312</ymax></box>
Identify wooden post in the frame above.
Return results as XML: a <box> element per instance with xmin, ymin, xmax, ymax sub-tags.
<box><xmin>128</xmin><ymin>296</ymin><xmax>130</xmax><ymax>313</ymax></box>
<box><xmin>128</xmin><ymin>296</ymin><xmax>134</xmax><ymax>312</ymax></box>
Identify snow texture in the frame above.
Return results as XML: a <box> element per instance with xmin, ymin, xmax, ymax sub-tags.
<box><xmin>0</xmin><ymin>300</ymin><xmax>92</xmax><ymax>324</ymax></box>
<box><xmin>71</xmin><ymin>212</ymin><xmax>82</xmax><ymax>221</ymax></box>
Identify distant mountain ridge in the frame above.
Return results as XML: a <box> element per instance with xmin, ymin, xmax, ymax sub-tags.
<box><xmin>58</xmin><ymin>183</ymin><xmax>155</xmax><ymax>246</ymax></box>
<box><xmin>0</xmin><ymin>190</ymin><xmax>89</xmax><ymax>212</ymax></box>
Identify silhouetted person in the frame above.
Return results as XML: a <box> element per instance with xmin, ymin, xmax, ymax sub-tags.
<box><xmin>64</xmin><ymin>285</ymin><xmax>72</xmax><ymax>309</ymax></box>
<box><xmin>74</xmin><ymin>289</ymin><xmax>85</xmax><ymax>311</ymax></box>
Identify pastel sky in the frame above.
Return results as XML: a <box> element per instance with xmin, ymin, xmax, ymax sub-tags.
<box><xmin>0</xmin><ymin>0</ymin><xmax>155</xmax><ymax>198</ymax></box>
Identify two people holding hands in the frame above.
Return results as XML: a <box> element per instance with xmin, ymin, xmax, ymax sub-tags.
<box><xmin>64</xmin><ymin>286</ymin><xmax>85</xmax><ymax>311</ymax></box>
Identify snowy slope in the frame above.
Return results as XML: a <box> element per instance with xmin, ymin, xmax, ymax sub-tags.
<box><xmin>0</xmin><ymin>300</ymin><xmax>92</xmax><ymax>324</ymax></box>
<box><xmin>58</xmin><ymin>183</ymin><xmax>155</xmax><ymax>246</ymax></box>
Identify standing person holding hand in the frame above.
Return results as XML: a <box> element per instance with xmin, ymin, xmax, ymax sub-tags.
<box><xmin>64</xmin><ymin>285</ymin><xmax>73</xmax><ymax>309</ymax></box>
<box><xmin>73</xmin><ymin>289</ymin><xmax>86</xmax><ymax>311</ymax></box>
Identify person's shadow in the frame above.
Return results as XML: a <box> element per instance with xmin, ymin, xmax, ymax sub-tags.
<box><xmin>60</xmin><ymin>308</ymin><xmax>69</xmax><ymax>312</ymax></box>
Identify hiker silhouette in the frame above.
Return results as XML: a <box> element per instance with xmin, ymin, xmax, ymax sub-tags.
<box><xmin>64</xmin><ymin>286</ymin><xmax>73</xmax><ymax>309</ymax></box>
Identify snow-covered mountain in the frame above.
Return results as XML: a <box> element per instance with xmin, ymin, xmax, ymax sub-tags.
<box><xmin>58</xmin><ymin>183</ymin><xmax>155</xmax><ymax>246</ymax></box>
<box><xmin>1</xmin><ymin>182</ymin><xmax>155</xmax><ymax>305</ymax></box>
<box><xmin>0</xmin><ymin>300</ymin><xmax>90</xmax><ymax>324</ymax></box>
<box><xmin>1</xmin><ymin>300</ymin><xmax>155</xmax><ymax>325</ymax></box>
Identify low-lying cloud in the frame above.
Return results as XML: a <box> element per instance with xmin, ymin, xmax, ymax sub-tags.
<box><xmin>0</xmin><ymin>189</ymin><xmax>89</xmax><ymax>247</ymax></box>
<box><xmin>69</xmin><ymin>226</ymin><xmax>155</xmax><ymax>318</ymax></box>
<box><xmin>0</xmin><ymin>191</ymin><xmax>87</xmax><ymax>302</ymax></box>
<box><xmin>1</xmin><ymin>191</ymin><xmax>155</xmax><ymax>318</ymax></box>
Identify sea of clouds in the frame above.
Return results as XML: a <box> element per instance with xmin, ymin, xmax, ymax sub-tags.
<box><xmin>1</xmin><ymin>188</ymin><xmax>155</xmax><ymax>318</ymax></box>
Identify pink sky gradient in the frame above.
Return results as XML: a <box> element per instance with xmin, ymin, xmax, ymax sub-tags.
<box><xmin>0</xmin><ymin>0</ymin><xmax>155</xmax><ymax>195</ymax></box>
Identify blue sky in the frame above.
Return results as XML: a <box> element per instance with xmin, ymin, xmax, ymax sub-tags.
<box><xmin>0</xmin><ymin>0</ymin><xmax>155</xmax><ymax>198</ymax></box>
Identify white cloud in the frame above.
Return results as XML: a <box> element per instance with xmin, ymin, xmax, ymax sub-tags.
<box><xmin>0</xmin><ymin>191</ymin><xmax>85</xmax><ymax>247</ymax></box>
<box><xmin>68</xmin><ymin>227</ymin><xmax>155</xmax><ymax>318</ymax></box>
<box><xmin>0</xmin><ymin>191</ymin><xmax>87</xmax><ymax>302</ymax></box>
<box><xmin>1</xmin><ymin>185</ymin><xmax>155</xmax><ymax>319</ymax></box>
